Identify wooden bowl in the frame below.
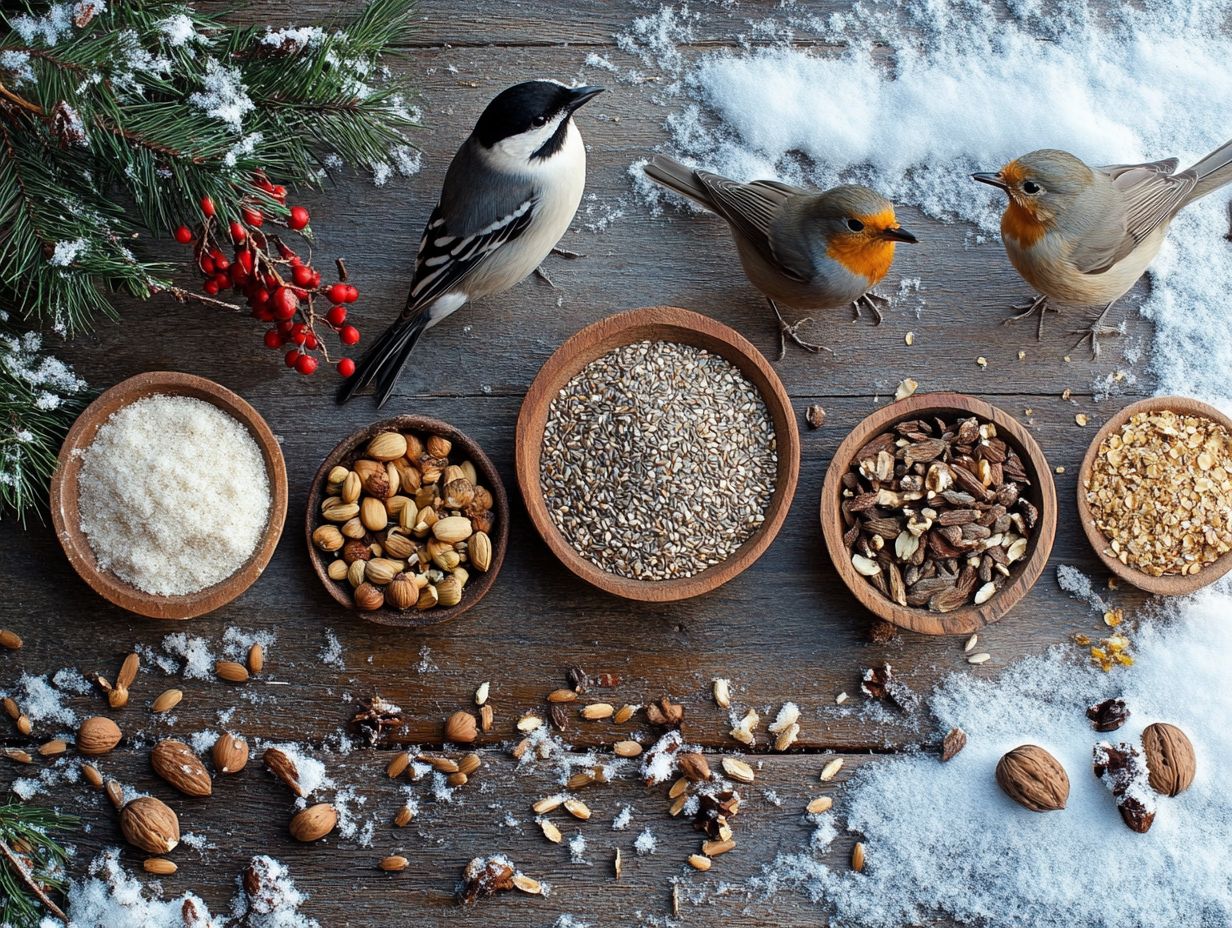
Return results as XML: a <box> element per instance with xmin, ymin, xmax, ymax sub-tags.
<box><xmin>516</xmin><ymin>306</ymin><xmax>800</xmax><ymax>602</ymax></box>
<box><xmin>1077</xmin><ymin>395</ymin><xmax>1232</xmax><ymax>595</ymax></box>
<box><xmin>306</xmin><ymin>415</ymin><xmax>508</xmax><ymax>628</ymax></box>
<box><xmin>820</xmin><ymin>392</ymin><xmax>1057</xmax><ymax>636</ymax></box>
<box><xmin>50</xmin><ymin>372</ymin><xmax>288</xmax><ymax>620</ymax></box>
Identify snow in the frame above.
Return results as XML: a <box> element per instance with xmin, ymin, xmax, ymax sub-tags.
<box><xmin>157</xmin><ymin>13</ymin><xmax>201</xmax><ymax>47</ymax></box>
<box><xmin>48</xmin><ymin>239</ymin><xmax>87</xmax><ymax>267</ymax></box>
<box><xmin>1057</xmin><ymin>564</ymin><xmax>1110</xmax><ymax>614</ymax></box>
<box><xmin>319</xmin><ymin>630</ymin><xmax>344</xmax><ymax>669</ymax></box>
<box><xmin>612</xmin><ymin>804</ymin><xmax>633</xmax><ymax>830</ymax></box>
<box><xmin>161</xmin><ymin>633</ymin><xmax>216</xmax><ymax>680</ymax></box>
<box><xmin>189</xmin><ymin>58</ymin><xmax>255</xmax><ymax>131</ymax></box>
<box><xmin>567</xmin><ymin>832</ymin><xmax>588</xmax><ymax>864</ymax></box>
<box><xmin>7</xmin><ymin>672</ymin><xmax>78</xmax><ymax>726</ymax></box>
<box><xmin>633</xmin><ymin>827</ymin><xmax>657</xmax><ymax>856</ymax></box>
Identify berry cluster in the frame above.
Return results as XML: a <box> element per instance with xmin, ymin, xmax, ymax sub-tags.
<box><xmin>173</xmin><ymin>175</ymin><xmax>360</xmax><ymax>377</ymax></box>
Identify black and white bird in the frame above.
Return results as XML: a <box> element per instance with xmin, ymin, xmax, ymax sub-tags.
<box><xmin>338</xmin><ymin>80</ymin><xmax>604</xmax><ymax>406</ymax></box>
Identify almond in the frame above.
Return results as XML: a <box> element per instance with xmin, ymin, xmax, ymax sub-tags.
<box><xmin>386</xmin><ymin>752</ymin><xmax>410</xmax><ymax>779</ymax></box>
<box><xmin>214</xmin><ymin>661</ymin><xmax>249</xmax><ymax>684</ymax></box>
<box><xmin>263</xmin><ymin>747</ymin><xmax>304</xmax><ymax>796</ymax></box>
<box><xmin>212</xmin><ymin>733</ymin><xmax>249</xmax><ymax>775</ymax></box>
<box><xmin>121</xmin><ymin>796</ymin><xmax>180</xmax><ymax>854</ymax></box>
<box><xmin>445</xmin><ymin>711</ymin><xmax>478</xmax><ymax>743</ymax></box>
<box><xmin>77</xmin><ymin>716</ymin><xmax>122</xmax><ymax>755</ymax></box>
<box><xmin>105</xmin><ymin>779</ymin><xmax>124</xmax><ymax>809</ymax></box>
<box><xmin>144</xmin><ymin>858</ymin><xmax>177</xmax><ymax>876</ymax></box>
<box><xmin>851</xmin><ymin>841</ymin><xmax>866</xmax><ymax>872</ymax></box>
<box><xmin>563</xmin><ymin>798</ymin><xmax>591</xmax><ymax>821</ymax></box>
<box><xmin>0</xmin><ymin>630</ymin><xmax>22</xmax><ymax>650</ymax></box>
<box><xmin>540</xmin><ymin>818</ymin><xmax>562</xmax><ymax>843</ymax></box>
<box><xmin>432</xmin><ymin>516</ymin><xmax>473</xmax><ymax>544</ymax></box>
<box><xmin>117</xmin><ymin>652</ymin><xmax>140</xmax><ymax>689</ymax></box>
<box><xmin>367</xmin><ymin>431</ymin><xmax>408</xmax><ymax>461</ymax></box>
<box><xmin>38</xmin><ymin>739</ymin><xmax>67</xmax><ymax>757</ymax></box>
<box><xmin>393</xmin><ymin>805</ymin><xmax>414</xmax><ymax>827</ymax></box>
<box><xmin>379</xmin><ymin>855</ymin><xmax>409</xmax><ymax>872</ymax></box>
<box><xmin>151</xmin><ymin>689</ymin><xmax>183</xmax><ymax>714</ymax></box>
<box><xmin>457</xmin><ymin>753</ymin><xmax>481</xmax><ymax>776</ymax></box>
<box><xmin>151</xmin><ymin>740</ymin><xmax>212</xmax><ymax>797</ymax></box>
<box><xmin>247</xmin><ymin>643</ymin><xmax>264</xmax><ymax>674</ymax></box>
<box><xmin>290</xmin><ymin>803</ymin><xmax>337</xmax><ymax>842</ymax></box>
<box><xmin>82</xmin><ymin>763</ymin><xmax>103</xmax><ymax>789</ymax></box>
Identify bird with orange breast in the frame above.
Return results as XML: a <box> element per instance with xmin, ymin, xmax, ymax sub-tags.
<box><xmin>644</xmin><ymin>154</ymin><xmax>918</xmax><ymax>358</ymax></box>
<box><xmin>973</xmin><ymin>139</ymin><xmax>1232</xmax><ymax>355</ymax></box>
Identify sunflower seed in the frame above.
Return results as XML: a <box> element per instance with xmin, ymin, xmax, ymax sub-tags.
<box><xmin>820</xmin><ymin>758</ymin><xmax>844</xmax><ymax>781</ymax></box>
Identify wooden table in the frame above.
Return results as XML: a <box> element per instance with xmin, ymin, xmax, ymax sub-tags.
<box><xmin>1</xmin><ymin>2</ymin><xmax>1158</xmax><ymax>922</ymax></box>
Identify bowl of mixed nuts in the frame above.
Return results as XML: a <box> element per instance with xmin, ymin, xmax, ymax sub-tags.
<box><xmin>1077</xmin><ymin>396</ymin><xmax>1232</xmax><ymax>595</ymax></box>
<box><xmin>820</xmin><ymin>391</ymin><xmax>1057</xmax><ymax>635</ymax></box>
<box><xmin>306</xmin><ymin>416</ymin><xmax>507</xmax><ymax>627</ymax></box>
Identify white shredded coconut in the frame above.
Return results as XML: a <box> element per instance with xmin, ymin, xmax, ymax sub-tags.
<box><xmin>76</xmin><ymin>395</ymin><xmax>271</xmax><ymax>596</ymax></box>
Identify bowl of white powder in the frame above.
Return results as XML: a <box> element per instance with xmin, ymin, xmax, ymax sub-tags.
<box><xmin>50</xmin><ymin>372</ymin><xmax>287</xmax><ymax>619</ymax></box>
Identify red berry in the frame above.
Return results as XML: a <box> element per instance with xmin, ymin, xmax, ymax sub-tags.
<box><xmin>289</xmin><ymin>322</ymin><xmax>308</xmax><ymax>346</ymax></box>
<box><xmin>263</xmin><ymin>329</ymin><xmax>283</xmax><ymax>349</ymax></box>
<box><xmin>295</xmin><ymin>353</ymin><xmax>318</xmax><ymax>375</ymax></box>
<box><xmin>308</xmin><ymin>269</ymin><xmax>322</xmax><ymax>288</ymax></box>
<box><xmin>199</xmin><ymin>256</ymin><xmax>215</xmax><ymax>275</ymax></box>
<box><xmin>254</xmin><ymin>307</ymin><xmax>274</xmax><ymax>322</ymax></box>
<box><xmin>337</xmin><ymin>357</ymin><xmax>356</xmax><ymax>378</ymax></box>
<box><xmin>272</xmin><ymin>185</ymin><xmax>287</xmax><ymax>203</ymax></box>
<box><xmin>276</xmin><ymin>319</ymin><xmax>295</xmax><ymax>334</ymax></box>
<box><xmin>229</xmin><ymin>221</ymin><xmax>246</xmax><ymax>244</ymax></box>
<box><xmin>200</xmin><ymin>195</ymin><xmax>215</xmax><ymax>218</ymax></box>
<box><xmin>326</xmin><ymin>305</ymin><xmax>347</xmax><ymax>326</ymax></box>
<box><xmin>242</xmin><ymin>206</ymin><xmax>264</xmax><ymax>226</ymax></box>
<box><xmin>304</xmin><ymin>332</ymin><xmax>319</xmax><ymax>350</ymax></box>
<box><xmin>230</xmin><ymin>264</ymin><xmax>249</xmax><ymax>287</ymax></box>
<box><xmin>173</xmin><ymin>225</ymin><xmax>193</xmax><ymax>244</ymax></box>
<box><xmin>272</xmin><ymin>287</ymin><xmax>299</xmax><ymax>320</ymax></box>
<box><xmin>326</xmin><ymin>283</ymin><xmax>349</xmax><ymax>304</ymax></box>
<box><xmin>292</xmin><ymin>265</ymin><xmax>313</xmax><ymax>287</ymax></box>
<box><xmin>343</xmin><ymin>285</ymin><xmax>359</xmax><ymax>303</ymax></box>
<box><xmin>249</xmin><ymin>287</ymin><xmax>270</xmax><ymax>308</ymax></box>
<box><xmin>339</xmin><ymin>324</ymin><xmax>360</xmax><ymax>346</ymax></box>
<box><xmin>203</xmin><ymin>279</ymin><xmax>219</xmax><ymax>295</ymax></box>
<box><xmin>237</xmin><ymin>250</ymin><xmax>254</xmax><ymax>274</ymax></box>
<box><xmin>211</xmin><ymin>272</ymin><xmax>231</xmax><ymax>291</ymax></box>
<box><xmin>213</xmin><ymin>255</ymin><xmax>230</xmax><ymax>271</ymax></box>
<box><xmin>288</xmin><ymin>206</ymin><xmax>310</xmax><ymax>230</ymax></box>
<box><xmin>284</xmin><ymin>349</ymin><xmax>301</xmax><ymax>368</ymax></box>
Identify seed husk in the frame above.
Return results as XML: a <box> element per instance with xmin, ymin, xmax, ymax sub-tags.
<box><xmin>668</xmin><ymin>777</ymin><xmax>689</xmax><ymax>799</ymax></box>
<box><xmin>540</xmin><ymin>819</ymin><xmax>562</xmax><ymax>843</ymax></box>
<box><xmin>533</xmin><ymin>795</ymin><xmax>564</xmax><ymax>814</ymax></box>
<box><xmin>702</xmin><ymin>838</ymin><xmax>735</xmax><ymax>857</ymax></box>
<box><xmin>105</xmin><ymin>780</ymin><xmax>124</xmax><ymax>809</ymax></box>
<box><xmin>688</xmin><ymin>854</ymin><xmax>712</xmax><ymax>871</ymax></box>
<box><xmin>614</xmin><ymin>848</ymin><xmax>622</xmax><ymax>879</ymax></box>
<box><xmin>151</xmin><ymin>689</ymin><xmax>183</xmax><ymax>713</ymax></box>
<box><xmin>144</xmin><ymin>858</ymin><xmax>177</xmax><ymax>876</ymax></box>
<box><xmin>820</xmin><ymin>758</ymin><xmax>844</xmax><ymax>781</ymax></box>
<box><xmin>807</xmin><ymin>796</ymin><xmax>833</xmax><ymax>814</ymax></box>
<box><xmin>613</xmin><ymin>740</ymin><xmax>643</xmax><ymax>758</ymax></box>
<box><xmin>513</xmin><ymin>873</ymin><xmax>542</xmax><ymax>895</ymax></box>
<box><xmin>393</xmin><ymin>805</ymin><xmax>414</xmax><ymax>828</ymax></box>
<box><xmin>386</xmin><ymin>753</ymin><xmax>410</xmax><ymax>779</ymax></box>
<box><xmin>567</xmin><ymin>772</ymin><xmax>594</xmax><ymax>790</ymax></box>
<box><xmin>563</xmin><ymin>798</ymin><xmax>591</xmax><ymax>820</ymax></box>
<box><xmin>379</xmin><ymin>855</ymin><xmax>409</xmax><ymax>872</ymax></box>
<box><xmin>38</xmin><ymin>739</ymin><xmax>67</xmax><ymax>757</ymax></box>
<box><xmin>474</xmin><ymin>681</ymin><xmax>490</xmax><ymax>706</ymax></box>
<box><xmin>721</xmin><ymin>757</ymin><xmax>755</xmax><ymax>784</ymax></box>
<box><xmin>613</xmin><ymin>704</ymin><xmax>637</xmax><ymax>724</ymax></box>
<box><xmin>479</xmin><ymin>704</ymin><xmax>494</xmax><ymax>732</ymax></box>
<box><xmin>967</xmin><ymin>652</ymin><xmax>992</xmax><ymax>665</ymax></box>
<box><xmin>82</xmin><ymin>763</ymin><xmax>103</xmax><ymax>789</ymax></box>
<box><xmin>3</xmin><ymin>748</ymin><xmax>32</xmax><ymax>764</ymax></box>
<box><xmin>712</xmin><ymin>678</ymin><xmax>731</xmax><ymax>709</ymax></box>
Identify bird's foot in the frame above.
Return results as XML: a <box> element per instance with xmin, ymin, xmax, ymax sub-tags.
<box><xmin>851</xmin><ymin>291</ymin><xmax>889</xmax><ymax>326</ymax></box>
<box><xmin>1070</xmin><ymin>324</ymin><xmax>1122</xmax><ymax>360</ymax></box>
<box><xmin>1003</xmin><ymin>294</ymin><xmax>1056</xmax><ymax>340</ymax></box>
<box><xmin>550</xmin><ymin>246</ymin><xmax>584</xmax><ymax>260</ymax></box>
<box><xmin>534</xmin><ymin>264</ymin><xmax>560</xmax><ymax>289</ymax></box>
<box><xmin>768</xmin><ymin>298</ymin><xmax>832</xmax><ymax>360</ymax></box>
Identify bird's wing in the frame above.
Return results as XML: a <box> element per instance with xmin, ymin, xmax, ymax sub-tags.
<box><xmin>693</xmin><ymin>171</ymin><xmax>808</xmax><ymax>281</ymax></box>
<box><xmin>1073</xmin><ymin>160</ymin><xmax>1196</xmax><ymax>274</ymax></box>
<box><xmin>400</xmin><ymin>197</ymin><xmax>538</xmax><ymax>316</ymax></box>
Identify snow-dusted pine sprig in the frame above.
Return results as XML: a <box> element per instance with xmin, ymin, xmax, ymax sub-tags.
<box><xmin>0</xmin><ymin>800</ymin><xmax>76</xmax><ymax>926</ymax></box>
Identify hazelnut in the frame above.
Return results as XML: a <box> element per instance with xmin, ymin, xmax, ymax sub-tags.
<box><xmin>445</xmin><ymin>710</ymin><xmax>478</xmax><ymax>743</ymax></box>
<box><xmin>312</xmin><ymin>524</ymin><xmax>344</xmax><ymax>552</ymax></box>
<box><xmin>387</xmin><ymin>574</ymin><xmax>418</xmax><ymax>611</ymax></box>
<box><xmin>426</xmin><ymin>434</ymin><xmax>452</xmax><ymax>459</ymax></box>
<box><xmin>342</xmin><ymin>539</ymin><xmax>372</xmax><ymax>564</ymax></box>
<box><xmin>353</xmin><ymin>582</ymin><xmax>384</xmax><ymax>612</ymax></box>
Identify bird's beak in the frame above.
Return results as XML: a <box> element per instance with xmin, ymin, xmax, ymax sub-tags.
<box><xmin>565</xmin><ymin>85</ymin><xmax>604</xmax><ymax>112</ymax></box>
<box><xmin>971</xmin><ymin>172</ymin><xmax>1008</xmax><ymax>191</ymax></box>
<box><xmin>881</xmin><ymin>226</ymin><xmax>919</xmax><ymax>244</ymax></box>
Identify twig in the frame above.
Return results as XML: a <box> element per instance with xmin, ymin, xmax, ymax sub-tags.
<box><xmin>0</xmin><ymin>835</ymin><xmax>68</xmax><ymax>924</ymax></box>
<box><xmin>159</xmin><ymin>285</ymin><xmax>243</xmax><ymax>312</ymax></box>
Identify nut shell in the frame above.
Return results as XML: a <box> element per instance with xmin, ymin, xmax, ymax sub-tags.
<box><xmin>151</xmin><ymin>739</ymin><xmax>213</xmax><ymax>797</ymax></box>
<box><xmin>120</xmin><ymin>796</ymin><xmax>180</xmax><ymax>854</ymax></box>
<box><xmin>290</xmin><ymin>803</ymin><xmax>338</xmax><ymax>842</ymax></box>
<box><xmin>995</xmin><ymin>744</ymin><xmax>1069</xmax><ymax>812</ymax></box>
<box><xmin>445</xmin><ymin>711</ymin><xmax>478</xmax><ymax>743</ymax></box>
<box><xmin>1141</xmin><ymin>722</ymin><xmax>1195</xmax><ymax>797</ymax></box>
<box><xmin>212</xmin><ymin>733</ymin><xmax>250</xmax><ymax>775</ymax></box>
<box><xmin>77</xmin><ymin>716</ymin><xmax>122</xmax><ymax>756</ymax></box>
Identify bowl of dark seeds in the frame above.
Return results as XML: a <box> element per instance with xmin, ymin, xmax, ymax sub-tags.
<box><xmin>820</xmin><ymin>392</ymin><xmax>1057</xmax><ymax>635</ymax></box>
<box><xmin>516</xmin><ymin>306</ymin><xmax>800</xmax><ymax>602</ymax></box>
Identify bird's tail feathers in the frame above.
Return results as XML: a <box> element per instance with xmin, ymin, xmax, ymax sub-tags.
<box><xmin>335</xmin><ymin>314</ymin><xmax>429</xmax><ymax>408</ymax></box>
<box><xmin>1183</xmin><ymin>137</ymin><xmax>1232</xmax><ymax>204</ymax></box>
<box><xmin>643</xmin><ymin>154</ymin><xmax>715</xmax><ymax>211</ymax></box>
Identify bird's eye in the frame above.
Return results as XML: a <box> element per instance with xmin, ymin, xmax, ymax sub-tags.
<box><xmin>532</xmin><ymin>115</ymin><xmax>548</xmax><ymax>128</ymax></box>
<box><xmin>846</xmin><ymin>218</ymin><xmax>865</xmax><ymax>232</ymax></box>
<box><xmin>1022</xmin><ymin>181</ymin><xmax>1041</xmax><ymax>194</ymax></box>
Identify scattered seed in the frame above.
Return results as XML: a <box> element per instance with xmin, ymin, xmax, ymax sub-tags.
<box><xmin>0</xmin><ymin>630</ymin><xmax>22</xmax><ymax>650</ymax></box>
<box><xmin>3</xmin><ymin>748</ymin><xmax>32</xmax><ymax>764</ymax></box>
<box><xmin>563</xmin><ymin>798</ymin><xmax>591</xmax><ymax>821</ymax></box>
<box><xmin>905</xmin><ymin>331</ymin><xmax>915</xmax><ymax>346</ymax></box>
<box><xmin>1075</xmin><ymin>413</ymin><xmax>1089</xmax><ymax>427</ymax></box>
<box><xmin>963</xmin><ymin>634</ymin><xmax>978</xmax><ymax>653</ymax></box>
<box><xmin>247</xmin><ymin>643</ymin><xmax>264</xmax><ymax>674</ymax></box>
<box><xmin>16</xmin><ymin>715</ymin><xmax>31</xmax><ymax>736</ymax></box>
<box><xmin>835</xmin><ymin>691</ymin><xmax>848</xmax><ymax>705</ymax></box>
<box><xmin>688</xmin><ymin>854</ymin><xmax>712</xmax><ymax>872</ymax></box>
<box><xmin>976</xmin><ymin>356</ymin><xmax>988</xmax><ymax>368</ymax></box>
<box><xmin>512</xmin><ymin>873</ymin><xmax>542</xmax><ymax>895</ymax></box>
<box><xmin>2</xmin><ymin>697</ymin><xmax>18</xmax><ymax>719</ymax></box>
<box><xmin>580</xmin><ymin>702</ymin><xmax>614</xmax><ymax>720</ymax></box>
<box><xmin>613</xmin><ymin>704</ymin><xmax>637</xmax><ymax>724</ymax></box>
<box><xmin>214</xmin><ymin>661</ymin><xmax>248</xmax><ymax>684</ymax></box>
<box><xmin>967</xmin><ymin>652</ymin><xmax>992</xmax><ymax>665</ymax></box>
<box><xmin>773</xmin><ymin>722</ymin><xmax>800</xmax><ymax>752</ymax></box>
<box><xmin>712</xmin><ymin>678</ymin><xmax>731</xmax><ymax>709</ymax></box>
<box><xmin>567</xmin><ymin>771</ymin><xmax>595</xmax><ymax>790</ymax></box>
<box><xmin>105</xmin><ymin>780</ymin><xmax>123</xmax><ymax>809</ymax></box>
<box><xmin>517</xmin><ymin>714</ymin><xmax>543</xmax><ymax>733</ymax></box>
<box><xmin>805</xmin><ymin>404</ymin><xmax>827</xmax><ymax>429</ymax></box>
<box><xmin>547</xmin><ymin>688</ymin><xmax>578</xmax><ymax>703</ymax></box>
<box><xmin>151</xmin><ymin>689</ymin><xmax>183</xmax><ymax>713</ymax></box>
<box><xmin>941</xmin><ymin>727</ymin><xmax>968</xmax><ymax>762</ymax></box>
<box><xmin>820</xmin><ymin>758</ymin><xmax>844</xmax><ymax>782</ymax></box>
<box><xmin>668</xmin><ymin>777</ymin><xmax>690</xmax><ymax>800</ymax></box>
<box><xmin>668</xmin><ymin>793</ymin><xmax>688</xmax><ymax>816</ymax></box>
<box><xmin>474</xmin><ymin>681</ymin><xmax>490</xmax><ymax>706</ymax></box>
<box><xmin>895</xmin><ymin>377</ymin><xmax>918</xmax><ymax>400</ymax></box>
<box><xmin>721</xmin><ymin>757</ymin><xmax>755</xmax><ymax>784</ymax></box>
<box><xmin>457</xmin><ymin>753</ymin><xmax>481</xmax><ymax>776</ymax></box>
<box><xmin>417</xmin><ymin>754</ymin><xmax>459</xmax><ymax>774</ymax></box>
<box><xmin>393</xmin><ymin>806</ymin><xmax>414</xmax><ymax>828</ymax></box>
<box><xmin>532</xmin><ymin>795</ymin><xmax>565</xmax><ymax>815</ymax></box>
<box><xmin>37</xmin><ymin>739</ymin><xmax>67</xmax><ymax>757</ymax></box>
<box><xmin>82</xmin><ymin>763</ymin><xmax>103</xmax><ymax>789</ymax></box>
<box><xmin>806</xmin><ymin>796</ymin><xmax>833</xmax><ymax>814</ymax></box>
<box><xmin>386</xmin><ymin>753</ymin><xmax>410</xmax><ymax>779</ymax></box>
<box><xmin>379</xmin><ymin>856</ymin><xmax>409</xmax><ymax>872</ymax></box>
<box><xmin>144</xmin><ymin>858</ymin><xmax>177</xmax><ymax>876</ymax></box>
<box><xmin>447</xmin><ymin>771</ymin><xmax>468</xmax><ymax>787</ymax></box>
<box><xmin>614</xmin><ymin>848</ymin><xmax>622</xmax><ymax>880</ymax></box>
<box><xmin>702</xmin><ymin>838</ymin><xmax>735</xmax><ymax>857</ymax></box>
<box><xmin>613</xmin><ymin>740</ymin><xmax>643</xmax><ymax>758</ymax></box>
<box><xmin>851</xmin><ymin>841</ymin><xmax>866</xmax><ymax>872</ymax></box>
<box><xmin>540</xmin><ymin>818</ymin><xmax>562</xmax><ymax>843</ymax></box>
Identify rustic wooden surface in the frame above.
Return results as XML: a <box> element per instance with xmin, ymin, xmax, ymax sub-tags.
<box><xmin>1</xmin><ymin>1</ymin><xmax>1176</xmax><ymax>924</ymax></box>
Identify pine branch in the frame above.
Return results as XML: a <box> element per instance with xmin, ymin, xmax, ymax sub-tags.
<box><xmin>0</xmin><ymin>801</ymin><xmax>76</xmax><ymax>926</ymax></box>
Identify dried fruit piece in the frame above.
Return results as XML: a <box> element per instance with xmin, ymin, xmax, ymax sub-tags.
<box><xmin>1087</xmin><ymin>698</ymin><xmax>1130</xmax><ymax>732</ymax></box>
<box><xmin>1141</xmin><ymin>722</ymin><xmax>1196</xmax><ymax>797</ymax></box>
<box><xmin>995</xmin><ymin>744</ymin><xmax>1069</xmax><ymax>812</ymax></box>
<box><xmin>1093</xmin><ymin>741</ymin><xmax>1156</xmax><ymax>832</ymax></box>
<box><xmin>290</xmin><ymin>803</ymin><xmax>338</xmax><ymax>842</ymax></box>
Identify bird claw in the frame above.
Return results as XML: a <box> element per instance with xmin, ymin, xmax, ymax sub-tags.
<box><xmin>768</xmin><ymin>299</ymin><xmax>832</xmax><ymax>359</ymax></box>
<box><xmin>1070</xmin><ymin>324</ymin><xmax>1122</xmax><ymax>360</ymax></box>
<box><xmin>851</xmin><ymin>292</ymin><xmax>889</xmax><ymax>326</ymax></box>
<box><xmin>550</xmin><ymin>246</ymin><xmax>584</xmax><ymax>260</ymax></box>
<box><xmin>534</xmin><ymin>264</ymin><xmax>560</xmax><ymax>290</ymax></box>
<box><xmin>1003</xmin><ymin>294</ymin><xmax>1056</xmax><ymax>340</ymax></box>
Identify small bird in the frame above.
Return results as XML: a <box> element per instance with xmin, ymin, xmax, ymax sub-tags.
<box><xmin>973</xmin><ymin>139</ymin><xmax>1232</xmax><ymax>355</ymax></box>
<box><xmin>338</xmin><ymin>80</ymin><xmax>604</xmax><ymax>406</ymax></box>
<box><xmin>643</xmin><ymin>154</ymin><xmax>918</xmax><ymax>357</ymax></box>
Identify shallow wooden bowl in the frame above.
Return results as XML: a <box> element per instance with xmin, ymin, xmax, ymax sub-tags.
<box><xmin>820</xmin><ymin>392</ymin><xmax>1057</xmax><ymax>636</ymax></box>
<box><xmin>50</xmin><ymin>371</ymin><xmax>288</xmax><ymax>620</ymax></box>
<box><xmin>1077</xmin><ymin>395</ymin><xmax>1232</xmax><ymax>595</ymax></box>
<box><xmin>306</xmin><ymin>415</ymin><xmax>508</xmax><ymax>628</ymax></box>
<box><xmin>516</xmin><ymin>306</ymin><xmax>800</xmax><ymax>602</ymax></box>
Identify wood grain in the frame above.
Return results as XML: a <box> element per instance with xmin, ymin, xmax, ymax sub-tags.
<box><xmin>515</xmin><ymin>306</ymin><xmax>800</xmax><ymax>601</ymax></box>
<box><xmin>820</xmin><ymin>391</ymin><xmax>1058</xmax><ymax>636</ymax></box>
<box><xmin>304</xmin><ymin>414</ymin><xmax>509</xmax><ymax>627</ymax></box>
<box><xmin>48</xmin><ymin>371</ymin><xmax>288</xmax><ymax>621</ymax></box>
<box><xmin>1075</xmin><ymin>395</ymin><xmax>1232</xmax><ymax>595</ymax></box>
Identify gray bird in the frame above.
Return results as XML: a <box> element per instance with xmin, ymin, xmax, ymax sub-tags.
<box><xmin>973</xmin><ymin>139</ymin><xmax>1232</xmax><ymax>355</ymax></box>
<box><xmin>644</xmin><ymin>154</ymin><xmax>918</xmax><ymax>357</ymax></box>
<box><xmin>339</xmin><ymin>80</ymin><xmax>603</xmax><ymax>406</ymax></box>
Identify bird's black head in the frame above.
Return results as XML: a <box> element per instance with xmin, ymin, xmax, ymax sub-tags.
<box><xmin>472</xmin><ymin>81</ymin><xmax>604</xmax><ymax>159</ymax></box>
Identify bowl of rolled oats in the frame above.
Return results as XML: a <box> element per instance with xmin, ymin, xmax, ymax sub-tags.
<box><xmin>1077</xmin><ymin>396</ymin><xmax>1232</xmax><ymax>595</ymax></box>
<box><xmin>516</xmin><ymin>306</ymin><xmax>799</xmax><ymax>602</ymax></box>
<box><xmin>821</xmin><ymin>392</ymin><xmax>1057</xmax><ymax>636</ymax></box>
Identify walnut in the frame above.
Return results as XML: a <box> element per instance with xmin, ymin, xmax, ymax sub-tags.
<box><xmin>995</xmin><ymin>744</ymin><xmax>1069</xmax><ymax>812</ymax></box>
<box><xmin>1141</xmin><ymin>722</ymin><xmax>1196</xmax><ymax>797</ymax></box>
